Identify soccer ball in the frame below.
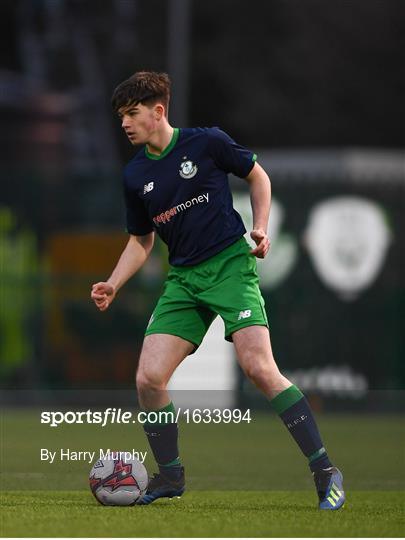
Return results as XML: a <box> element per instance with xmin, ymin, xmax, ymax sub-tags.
<box><xmin>89</xmin><ymin>452</ymin><xmax>148</xmax><ymax>506</ymax></box>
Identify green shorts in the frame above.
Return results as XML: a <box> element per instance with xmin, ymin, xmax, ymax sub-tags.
<box><xmin>145</xmin><ymin>237</ymin><xmax>269</xmax><ymax>351</ymax></box>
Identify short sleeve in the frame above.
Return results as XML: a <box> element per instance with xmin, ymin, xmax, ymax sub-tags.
<box><xmin>123</xmin><ymin>177</ymin><xmax>154</xmax><ymax>236</ymax></box>
<box><xmin>207</xmin><ymin>127</ymin><xmax>257</xmax><ymax>178</ymax></box>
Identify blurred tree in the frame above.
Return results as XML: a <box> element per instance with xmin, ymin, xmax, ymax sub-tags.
<box><xmin>1</xmin><ymin>0</ymin><xmax>403</xmax><ymax>162</ymax></box>
<box><xmin>191</xmin><ymin>0</ymin><xmax>404</xmax><ymax>147</ymax></box>
<box><xmin>0</xmin><ymin>207</ymin><xmax>42</xmax><ymax>380</ymax></box>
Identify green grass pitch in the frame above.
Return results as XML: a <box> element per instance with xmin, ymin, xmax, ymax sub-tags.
<box><xmin>1</xmin><ymin>490</ymin><xmax>403</xmax><ymax>537</ymax></box>
<box><xmin>1</xmin><ymin>410</ymin><xmax>404</xmax><ymax>536</ymax></box>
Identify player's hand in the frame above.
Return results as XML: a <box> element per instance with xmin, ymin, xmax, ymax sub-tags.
<box><xmin>91</xmin><ymin>282</ymin><xmax>116</xmax><ymax>312</ymax></box>
<box><xmin>250</xmin><ymin>229</ymin><xmax>270</xmax><ymax>258</ymax></box>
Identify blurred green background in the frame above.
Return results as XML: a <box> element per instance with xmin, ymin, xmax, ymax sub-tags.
<box><xmin>1</xmin><ymin>1</ymin><xmax>404</xmax><ymax>408</ymax></box>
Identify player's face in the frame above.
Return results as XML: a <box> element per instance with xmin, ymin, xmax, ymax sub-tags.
<box><xmin>118</xmin><ymin>103</ymin><xmax>157</xmax><ymax>145</ymax></box>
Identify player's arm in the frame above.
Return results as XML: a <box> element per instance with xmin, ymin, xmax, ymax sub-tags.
<box><xmin>244</xmin><ymin>161</ymin><xmax>271</xmax><ymax>258</ymax></box>
<box><xmin>91</xmin><ymin>232</ymin><xmax>154</xmax><ymax>312</ymax></box>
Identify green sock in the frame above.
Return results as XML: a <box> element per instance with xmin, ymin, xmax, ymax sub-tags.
<box><xmin>142</xmin><ymin>402</ymin><xmax>182</xmax><ymax>477</ymax></box>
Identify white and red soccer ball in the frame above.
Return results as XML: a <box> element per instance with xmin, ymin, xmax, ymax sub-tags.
<box><xmin>89</xmin><ymin>453</ymin><xmax>148</xmax><ymax>506</ymax></box>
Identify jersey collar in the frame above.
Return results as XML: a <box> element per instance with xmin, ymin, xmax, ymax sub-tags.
<box><xmin>145</xmin><ymin>128</ymin><xmax>180</xmax><ymax>160</ymax></box>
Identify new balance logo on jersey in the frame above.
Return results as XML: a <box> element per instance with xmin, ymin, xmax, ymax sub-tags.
<box><xmin>238</xmin><ymin>310</ymin><xmax>252</xmax><ymax>320</ymax></box>
<box><xmin>143</xmin><ymin>181</ymin><xmax>154</xmax><ymax>194</ymax></box>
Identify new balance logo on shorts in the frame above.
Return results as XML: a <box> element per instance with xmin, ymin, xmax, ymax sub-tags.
<box><xmin>144</xmin><ymin>181</ymin><xmax>154</xmax><ymax>194</ymax></box>
<box><xmin>238</xmin><ymin>309</ymin><xmax>252</xmax><ymax>320</ymax></box>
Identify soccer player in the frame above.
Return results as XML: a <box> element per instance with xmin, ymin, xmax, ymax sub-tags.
<box><xmin>91</xmin><ymin>71</ymin><xmax>345</xmax><ymax>510</ymax></box>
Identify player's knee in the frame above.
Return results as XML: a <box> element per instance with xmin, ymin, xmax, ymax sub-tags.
<box><xmin>241</xmin><ymin>350</ymin><xmax>279</xmax><ymax>386</ymax></box>
<box><xmin>136</xmin><ymin>369</ymin><xmax>166</xmax><ymax>394</ymax></box>
<box><xmin>243</xmin><ymin>362</ymin><xmax>269</xmax><ymax>385</ymax></box>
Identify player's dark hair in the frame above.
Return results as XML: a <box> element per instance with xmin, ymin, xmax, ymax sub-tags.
<box><xmin>111</xmin><ymin>71</ymin><xmax>171</xmax><ymax>115</ymax></box>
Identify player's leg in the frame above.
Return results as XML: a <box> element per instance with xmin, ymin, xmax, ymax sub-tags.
<box><xmin>196</xmin><ymin>238</ymin><xmax>344</xmax><ymax>509</ymax></box>
<box><xmin>136</xmin><ymin>333</ymin><xmax>194</xmax><ymax>410</ymax></box>
<box><xmin>136</xmin><ymin>268</ymin><xmax>216</xmax><ymax>504</ymax></box>
<box><xmin>231</xmin><ymin>325</ymin><xmax>290</xmax><ymax>398</ymax></box>
<box><xmin>136</xmin><ymin>333</ymin><xmax>194</xmax><ymax>505</ymax></box>
<box><xmin>233</xmin><ymin>325</ymin><xmax>345</xmax><ymax>510</ymax></box>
